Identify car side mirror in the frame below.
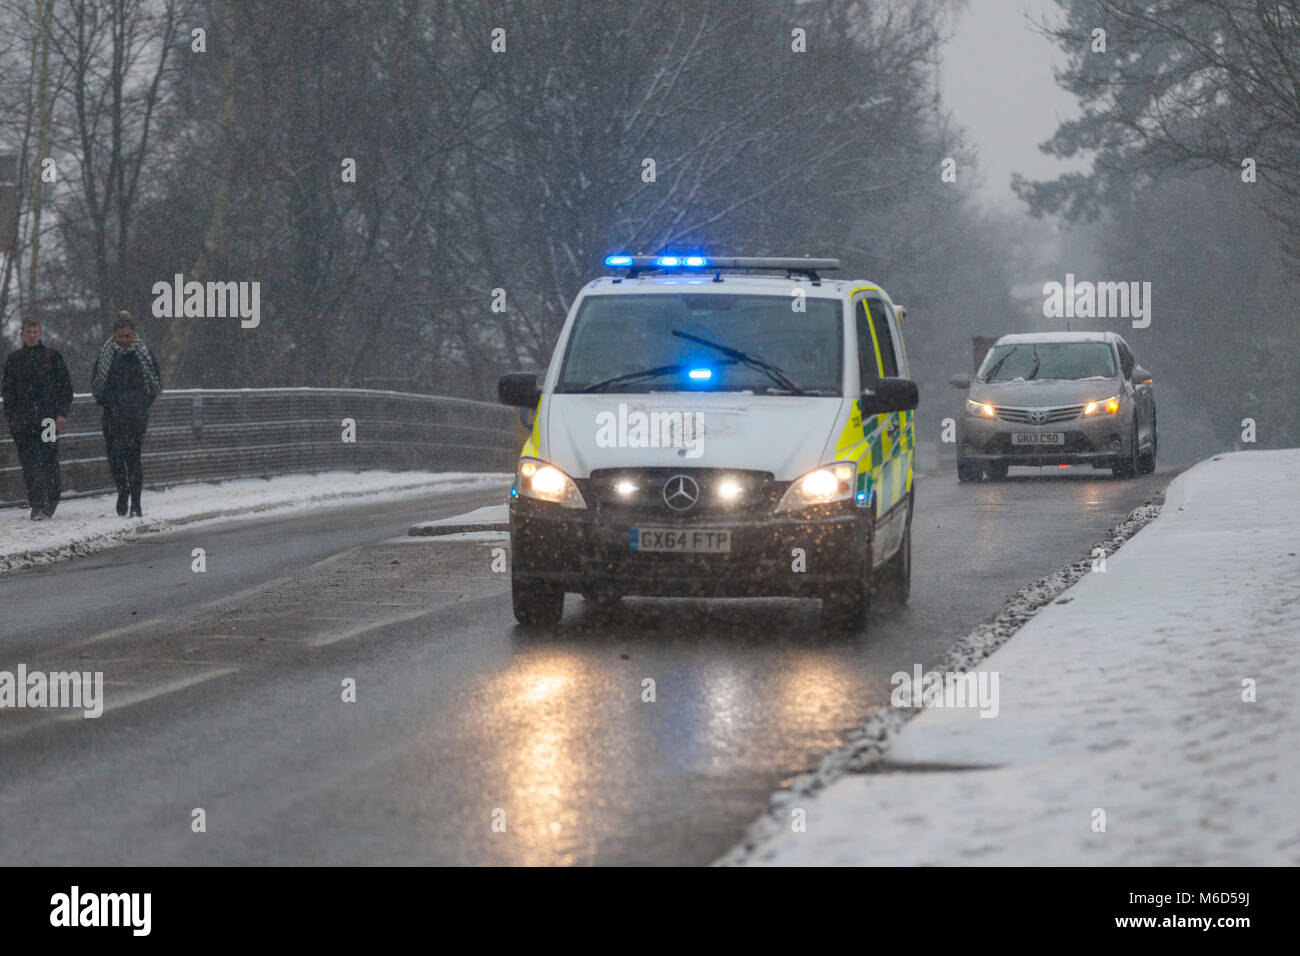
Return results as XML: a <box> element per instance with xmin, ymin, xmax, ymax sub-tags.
<box><xmin>861</xmin><ymin>377</ymin><xmax>919</xmax><ymax>416</ymax></box>
<box><xmin>1131</xmin><ymin>365</ymin><xmax>1152</xmax><ymax>386</ymax></box>
<box><xmin>949</xmin><ymin>373</ymin><xmax>971</xmax><ymax>390</ymax></box>
<box><xmin>498</xmin><ymin>372</ymin><xmax>541</xmax><ymax>408</ymax></box>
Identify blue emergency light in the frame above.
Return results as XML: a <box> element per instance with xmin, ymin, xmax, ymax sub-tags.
<box><xmin>688</xmin><ymin>368</ymin><xmax>712</xmax><ymax>380</ymax></box>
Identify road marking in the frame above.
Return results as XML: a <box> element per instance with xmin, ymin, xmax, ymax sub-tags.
<box><xmin>54</xmin><ymin>618</ymin><xmax>168</xmax><ymax>650</ymax></box>
<box><xmin>307</xmin><ymin>608</ymin><xmax>438</xmax><ymax>647</ymax></box>
<box><xmin>307</xmin><ymin>545</ymin><xmax>363</xmax><ymax>570</ymax></box>
<box><xmin>55</xmin><ymin>667</ymin><xmax>238</xmax><ymax>719</ymax></box>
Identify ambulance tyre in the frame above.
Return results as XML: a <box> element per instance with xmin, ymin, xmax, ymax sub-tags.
<box><xmin>512</xmin><ymin>572</ymin><xmax>564</xmax><ymax>627</ymax></box>
<box><xmin>877</xmin><ymin>499</ymin><xmax>912</xmax><ymax>606</ymax></box>
<box><xmin>821</xmin><ymin>533</ymin><xmax>873</xmax><ymax>632</ymax></box>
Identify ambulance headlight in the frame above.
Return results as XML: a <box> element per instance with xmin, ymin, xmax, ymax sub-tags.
<box><xmin>515</xmin><ymin>458</ymin><xmax>587</xmax><ymax>508</ymax></box>
<box><xmin>775</xmin><ymin>462</ymin><xmax>856</xmax><ymax>512</ymax></box>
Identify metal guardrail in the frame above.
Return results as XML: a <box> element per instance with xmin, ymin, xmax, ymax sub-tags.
<box><xmin>0</xmin><ymin>387</ymin><xmax>518</xmax><ymax>508</ymax></box>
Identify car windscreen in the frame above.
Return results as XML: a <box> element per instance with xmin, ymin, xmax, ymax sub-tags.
<box><xmin>555</xmin><ymin>293</ymin><xmax>843</xmax><ymax>394</ymax></box>
<box><xmin>978</xmin><ymin>342</ymin><xmax>1116</xmax><ymax>382</ymax></box>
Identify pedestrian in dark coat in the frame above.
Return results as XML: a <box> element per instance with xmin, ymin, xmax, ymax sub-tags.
<box><xmin>91</xmin><ymin>312</ymin><xmax>162</xmax><ymax>517</ymax></box>
<box><xmin>2</xmin><ymin>318</ymin><xmax>74</xmax><ymax>519</ymax></box>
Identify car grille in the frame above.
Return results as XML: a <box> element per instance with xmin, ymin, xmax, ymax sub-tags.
<box><xmin>994</xmin><ymin>404</ymin><xmax>1084</xmax><ymax>424</ymax></box>
<box><xmin>578</xmin><ymin>468</ymin><xmax>784</xmax><ymax>518</ymax></box>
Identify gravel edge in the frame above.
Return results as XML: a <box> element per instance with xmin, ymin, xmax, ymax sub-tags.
<box><xmin>715</xmin><ymin>487</ymin><xmax>1167</xmax><ymax>866</ymax></box>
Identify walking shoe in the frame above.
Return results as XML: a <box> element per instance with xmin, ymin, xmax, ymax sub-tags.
<box><xmin>116</xmin><ymin>491</ymin><xmax>129</xmax><ymax>516</ymax></box>
<box><xmin>129</xmin><ymin>502</ymin><xmax>143</xmax><ymax>518</ymax></box>
<box><xmin>30</xmin><ymin>508</ymin><xmax>47</xmax><ymax>521</ymax></box>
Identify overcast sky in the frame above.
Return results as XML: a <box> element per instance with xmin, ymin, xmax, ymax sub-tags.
<box><xmin>939</xmin><ymin>0</ymin><xmax>1089</xmax><ymax>210</ymax></box>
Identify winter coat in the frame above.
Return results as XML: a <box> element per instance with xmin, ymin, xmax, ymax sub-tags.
<box><xmin>1</xmin><ymin>343</ymin><xmax>74</xmax><ymax>433</ymax></box>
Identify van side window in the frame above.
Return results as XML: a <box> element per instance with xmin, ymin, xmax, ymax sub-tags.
<box><xmin>855</xmin><ymin>301</ymin><xmax>879</xmax><ymax>390</ymax></box>
<box><xmin>865</xmin><ymin>297</ymin><xmax>899</xmax><ymax>378</ymax></box>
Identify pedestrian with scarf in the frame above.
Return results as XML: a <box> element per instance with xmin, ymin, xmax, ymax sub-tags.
<box><xmin>2</xmin><ymin>317</ymin><xmax>74</xmax><ymax>519</ymax></box>
<box><xmin>91</xmin><ymin>313</ymin><xmax>162</xmax><ymax>517</ymax></box>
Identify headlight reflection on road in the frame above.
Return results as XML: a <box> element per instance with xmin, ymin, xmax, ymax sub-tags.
<box><xmin>487</xmin><ymin>651</ymin><xmax>599</xmax><ymax>865</ymax></box>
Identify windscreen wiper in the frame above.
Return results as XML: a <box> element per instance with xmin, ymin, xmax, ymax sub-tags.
<box><xmin>581</xmin><ymin>358</ymin><xmax>736</xmax><ymax>393</ymax></box>
<box><xmin>670</xmin><ymin>330</ymin><xmax>807</xmax><ymax>395</ymax></box>
<box><xmin>983</xmin><ymin>350</ymin><xmax>1012</xmax><ymax>382</ymax></box>
<box><xmin>1025</xmin><ymin>345</ymin><xmax>1042</xmax><ymax>381</ymax></box>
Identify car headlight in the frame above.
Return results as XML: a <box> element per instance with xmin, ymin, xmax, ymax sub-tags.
<box><xmin>513</xmin><ymin>457</ymin><xmax>587</xmax><ymax>508</ymax></box>
<box><xmin>965</xmin><ymin>398</ymin><xmax>995</xmax><ymax>418</ymax></box>
<box><xmin>775</xmin><ymin>462</ymin><xmax>856</xmax><ymax>513</ymax></box>
<box><xmin>1082</xmin><ymin>396</ymin><xmax>1120</xmax><ymax>416</ymax></box>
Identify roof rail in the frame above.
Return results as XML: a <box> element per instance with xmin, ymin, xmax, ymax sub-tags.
<box><xmin>608</xmin><ymin>255</ymin><xmax>841</xmax><ymax>283</ymax></box>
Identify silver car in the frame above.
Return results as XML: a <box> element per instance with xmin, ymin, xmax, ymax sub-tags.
<box><xmin>949</xmin><ymin>332</ymin><xmax>1156</xmax><ymax>481</ymax></box>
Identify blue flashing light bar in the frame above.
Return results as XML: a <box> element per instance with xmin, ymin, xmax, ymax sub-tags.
<box><xmin>604</xmin><ymin>255</ymin><xmax>633</xmax><ymax>267</ymax></box>
<box><xmin>687</xmin><ymin>368</ymin><xmax>712</xmax><ymax>380</ymax></box>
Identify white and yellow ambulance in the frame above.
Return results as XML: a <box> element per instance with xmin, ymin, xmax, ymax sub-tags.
<box><xmin>498</xmin><ymin>255</ymin><xmax>918</xmax><ymax>630</ymax></box>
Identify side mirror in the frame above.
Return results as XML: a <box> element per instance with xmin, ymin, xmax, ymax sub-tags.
<box><xmin>894</xmin><ymin>305</ymin><xmax>907</xmax><ymax>324</ymax></box>
<box><xmin>861</xmin><ymin>377</ymin><xmax>919</xmax><ymax>416</ymax></box>
<box><xmin>1131</xmin><ymin>366</ymin><xmax>1153</xmax><ymax>386</ymax></box>
<box><xmin>498</xmin><ymin>372</ymin><xmax>541</xmax><ymax>408</ymax></box>
<box><xmin>949</xmin><ymin>373</ymin><xmax>971</xmax><ymax>390</ymax></box>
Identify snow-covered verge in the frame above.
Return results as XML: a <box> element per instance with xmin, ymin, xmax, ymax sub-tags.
<box><xmin>726</xmin><ymin>450</ymin><xmax>1300</xmax><ymax>865</ymax></box>
<box><xmin>408</xmin><ymin>503</ymin><xmax>508</xmax><ymax>536</ymax></box>
<box><xmin>1</xmin><ymin>471</ymin><xmax>510</xmax><ymax>573</ymax></box>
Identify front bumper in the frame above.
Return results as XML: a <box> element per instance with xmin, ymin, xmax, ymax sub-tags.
<box><xmin>510</xmin><ymin>496</ymin><xmax>868</xmax><ymax>597</ymax></box>
<box><xmin>958</xmin><ymin>413</ymin><xmax>1129</xmax><ymax>467</ymax></box>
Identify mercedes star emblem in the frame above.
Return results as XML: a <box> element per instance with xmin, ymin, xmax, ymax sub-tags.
<box><xmin>663</xmin><ymin>475</ymin><xmax>700</xmax><ymax>511</ymax></box>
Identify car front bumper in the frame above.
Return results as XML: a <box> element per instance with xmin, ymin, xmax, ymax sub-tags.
<box><xmin>958</xmin><ymin>412</ymin><xmax>1130</xmax><ymax>467</ymax></box>
<box><xmin>510</xmin><ymin>496</ymin><xmax>868</xmax><ymax>597</ymax></box>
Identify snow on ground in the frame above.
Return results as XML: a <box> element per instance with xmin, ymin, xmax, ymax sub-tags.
<box><xmin>732</xmin><ymin>450</ymin><xmax>1300</xmax><ymax>865</ymax></box>
<box><xmin>408</xmin><ymin>504</ymin><xmax>508</xmax><ymax>536</ymax></box>
<box><xmin>0</xmin><ymin>471</ymin><xmax>510</xmax><ymax>573</ymax></box>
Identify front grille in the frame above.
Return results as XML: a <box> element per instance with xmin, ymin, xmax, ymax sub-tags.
<box><xmin>578</xmin><ymin>467</ymin><xmax>783</xmax><ymax>518</ymax></box>
<box><xmin>995</xmin><ymin>404</ymin><xmax>1084</xmax><ymax>424</ymax></box>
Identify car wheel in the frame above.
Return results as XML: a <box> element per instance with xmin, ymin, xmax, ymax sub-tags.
<box><xmin>1138</xmin><ymin>413</ymin><xmax>1157</xmax><ymax>475</ymax></box>
<box><xmin>957</xmin><ymin>459</ymin><xmax>982</xmax><ymax>482</ymax></box>
<box><xmin>512</xmin><ymin>572</ymin><xmax>564</xmax><ymax>627</ymax></box>
<box><xmin>876</xmin><ymin>513</ymin><xmax>911</xmax><ymax>607</ymax></box>
<box><xmin>1112</xmin><ymin>420</ymin><xmax>1139</xmax><ymax>479</ymax></box>
<box><xmin>983</xmin><ymin>461</ymin><xmax>1009</xmax><ymax>480</ymax></box>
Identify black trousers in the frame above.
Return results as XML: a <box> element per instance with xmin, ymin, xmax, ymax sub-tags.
<box><xmin>102</xmin><ymin>406</ymin><xmax>148</xmax><ymax>504</ymax></box>
<box><xmin>11</xmin><ymin>424</ymin><xmax>61</xmax><ymax>514</ymax></box>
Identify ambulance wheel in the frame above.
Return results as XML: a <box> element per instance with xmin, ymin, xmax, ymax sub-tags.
<box><xmin>822</xmin><ymin>539</ymin><xmax>873</xmax><ymax>632</ymax></box>
<box><xmin>876</xmin><ymin>511</ymin><xmax>912</xmax><ymax>606</ymax></box>
<box><xmin>512</xmin><ymin>573</ymin><xmax>564</xmax><ymax>627</ymax></box>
